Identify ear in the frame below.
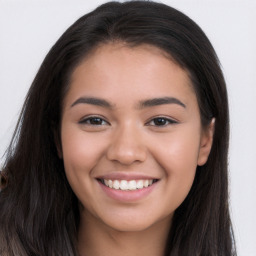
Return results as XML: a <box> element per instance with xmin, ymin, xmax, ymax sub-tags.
<box><xmin>197</xmin><ymin>118</ymin><xmax>215</xmax><ymax>166</ymax></box>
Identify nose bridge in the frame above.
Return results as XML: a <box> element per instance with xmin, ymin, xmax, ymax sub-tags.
<box><xmin>106</xmin><ymin>122</ymin><xmax>147</xmax><ymax>165</ymax></box>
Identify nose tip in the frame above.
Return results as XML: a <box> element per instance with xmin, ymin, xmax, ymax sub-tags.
<box><xmin>106</xmin><ymin>130</ymin><xmax>147</xmax><ymax>165</ymax></box>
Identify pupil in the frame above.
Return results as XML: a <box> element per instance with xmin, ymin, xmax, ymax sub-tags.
<box><xmin>155</xmin><ymin>118</ymin><xmax>166</xmax><ymax>125</ymax></box>
<box><xmin>91</xmin><ymin>118</ymin><xmax>102</xmax><ymax>125</ymax></box>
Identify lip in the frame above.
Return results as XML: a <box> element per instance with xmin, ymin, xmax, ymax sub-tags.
<box><xmin>96</xmin><ymin>178</ymin><xmax>159</xmax><ymax>202</ymax></box>
<box><xmin>96</xmin><ymin>172</ymin><xmax>159</xmax><ymax>181</ymax></box>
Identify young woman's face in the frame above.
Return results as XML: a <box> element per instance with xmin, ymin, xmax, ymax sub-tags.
<box><xmin>60</xmin><ymin>43</ymin><xmax>213</xmax><ymax>232</ymax></box>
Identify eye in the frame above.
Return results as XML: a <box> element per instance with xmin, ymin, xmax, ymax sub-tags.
<box><xmin>146</xmin><ymin>117</ymin><xmax>178</xmax><ymax>126</ymax></box>
<box><xmin>79</xmin><ymin>116</ymin><xmax>109</xmax><ymax>126</ymax></box>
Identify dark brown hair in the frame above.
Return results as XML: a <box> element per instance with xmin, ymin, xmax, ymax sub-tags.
<box><xmin>0</xmin><ymin>1</ymin><xmax>236</xmax><ymax>255</ymax></box>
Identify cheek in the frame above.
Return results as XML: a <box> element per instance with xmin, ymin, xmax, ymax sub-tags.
<box><xmin>60</xmin><ymin>128</ymin><xmax>108</xmax><ymax>210</ymax></box>
<box><xmin>61</xmin><ymin>126</ymin><xmax>106</xmax><ymax>179</ymax></box>
<box><xmin>152</xmin><ymin>128</ymin><xmax>200</xmax><ymax>172</ymax></box>
<box><xmin>150</xmin><ymin>128</ymin><xmax>200</xmax><ymax>204</ymax></box>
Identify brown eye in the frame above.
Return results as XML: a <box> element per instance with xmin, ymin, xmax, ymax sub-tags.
<box><xmin>147</xmin><ymin>117</ymin><xmax>178</xmax><ymax>127</ymax></box>
<box><xmin>79</xmin><ymin>116</ymin><xmax>109</xmax><ymax>126</ymax></box>
<box><xmin>153</xmin><ymin>118</ymin><xmax>168</xmax><ymax>126</ymax></box>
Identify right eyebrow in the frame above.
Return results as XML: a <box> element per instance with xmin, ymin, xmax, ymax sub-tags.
<box><xmin>138</xmin><ymin>97</ymin><xmax>186</xmax><ymax>109</ymax></box>
<box><xmin>70</xmin><ymin>97</ymin><xmax>114</xmax><ymax>109</ymax></box>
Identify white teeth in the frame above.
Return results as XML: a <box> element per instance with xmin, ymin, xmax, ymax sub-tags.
<box><xmin>128</xmin><ymin>180</ymin><xmax>137</xmax><ymax>190</ymax></box>
<box><xmin>136</xmin><ymin>180</ymin><xmax>144</xmax><ymax>189</ymax></box>
<box><xmin>103</xmin><ymin>179</ymin><xmax>156</xmax><ymax>191</ymax></box>
<box><xmin>108</xmin><ymin>180</ymin><xmax>113</xmax><ymax>188</ymax></box>
<box><xmin>120</xmin><ymin>180</ymin><xmax>128</xmax><ymax>190</ymax></box>
<box><xmin>144</xmin><ymin>180</ymin><xmax>149</xmax><ymax>188</ymax></box>
<box><xmin>113</xmin><ymin>180</ymin><xmax>120</xmax><ymax>190</ymax></box>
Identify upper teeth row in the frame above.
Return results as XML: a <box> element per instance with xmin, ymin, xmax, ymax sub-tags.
<box><xmin>103</xmin><ymin>179</ymin><xmax>154</xmax><ymax>191</ymax></box>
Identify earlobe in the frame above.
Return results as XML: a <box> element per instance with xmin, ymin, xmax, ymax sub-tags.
<box><xmin>197</xmin><ymin>118</ymin><xmax>215</xmax><ymax>166</ymax></box>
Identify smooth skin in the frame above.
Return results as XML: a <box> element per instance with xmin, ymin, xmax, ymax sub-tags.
<box><xmin>59</xmin><ymin>43</ymin><xmax>214</xmax><ymax>256</ymax></box>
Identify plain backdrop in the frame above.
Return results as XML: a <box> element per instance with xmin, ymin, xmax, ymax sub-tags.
<box><xmin>0</xmin><ymin>0</ymin><xmax>255</xmax><ymax>255</ymax></box>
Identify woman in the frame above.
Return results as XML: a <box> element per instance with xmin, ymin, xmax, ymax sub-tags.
<box><xmin>0</xmin><ymin>1</ymin><xmax>236</xmax><ymax>255</ymax></box>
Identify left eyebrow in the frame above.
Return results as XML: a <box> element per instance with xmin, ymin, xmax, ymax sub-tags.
<box><xmin>138</xmin><ymin>97</ymin><xmax>186</xmax><ymax>109</ymax></box>
<box><xmin>70</xmin><ymin>97</ymin><xmax>114</xmax><ymax>109</ymax></box>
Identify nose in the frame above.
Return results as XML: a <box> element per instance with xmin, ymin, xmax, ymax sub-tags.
<box><xmin>106</xmin><ymin>125</ymin><xmax>147</xmax><ymax>165</ymax></box>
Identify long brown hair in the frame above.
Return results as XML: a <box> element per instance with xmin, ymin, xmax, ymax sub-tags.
<box><xmin>0</xmin><ymin>1</ymin><xmax>236</xmax><ymax>255</ymax></box>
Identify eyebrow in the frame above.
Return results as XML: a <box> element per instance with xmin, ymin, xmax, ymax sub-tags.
<box><xmin>138</xmin><ymin>97</ymin><xmax>186</xmax><ymax>109</ymax></box>
<box><xmin>71</xmin><ymin>97</ymin><xmax>114</xmax><ymax>108</ymax></box>
<box><xmin>70</xmin><ymin>96</ymin><xmax>186</xmax><ymax>109</ymax></box>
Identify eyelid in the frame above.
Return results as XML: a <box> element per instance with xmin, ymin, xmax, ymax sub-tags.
<box><xmin>78</xmin><ymin>115</ymin><xmax>110</xmax><ymax>125</ymax></box>
<box><xmin>78</xmin><ymin>115</ymin><xmax>178</xmax><ymax>127</ymax></box>
<box><xmin>145</xmin><ymin>116</ymin><xmax>178</xmax><ymax>126</ymax></box>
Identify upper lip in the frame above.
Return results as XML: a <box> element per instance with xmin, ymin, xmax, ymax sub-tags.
<box><xmin>96</xmin><ymin>172</ymin><xmax>159</xmax><ymax>181</ymax></box>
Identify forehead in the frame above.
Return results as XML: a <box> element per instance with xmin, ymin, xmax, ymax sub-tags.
<box><xmin>64</xmin><ymin>43</ymin><xmax>196</xmax><ymax>108</ymax></box>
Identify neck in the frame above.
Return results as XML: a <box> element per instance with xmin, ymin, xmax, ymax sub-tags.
<box><xmin>77</xmin><ymin>210</ymin><xmax>172</xmax><ymax>256</ymax></box>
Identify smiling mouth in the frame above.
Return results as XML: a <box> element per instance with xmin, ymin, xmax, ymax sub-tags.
<box><xmin>97</xmin><ymin>179</ymin><xmax>159</xmax><ymax>191</ymax></box>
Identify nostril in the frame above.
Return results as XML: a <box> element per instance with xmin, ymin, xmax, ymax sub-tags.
<box><xmin>106</xmin><ymin>144</ymin><xmax>147</xmax><ymax>165</ymax></box>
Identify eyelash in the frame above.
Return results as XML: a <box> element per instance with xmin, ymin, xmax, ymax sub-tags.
<box><xmin>79</xmin><ymin>116</ymin><xmax>178</xmax><ymax>127</ymax></box>
<box><xmin>146</xmin><ymin>117</ymin><xmax>178</xmax><ymax>127</ymax></box>
<box><xmin>78</xmin><ymin>116</ymin><xmax>110</xmax><ymax>126</ymax></box>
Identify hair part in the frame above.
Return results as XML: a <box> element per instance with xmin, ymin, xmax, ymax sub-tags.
<box><xmin>0</xmin><ymin>1</ymin><xmax>236</xmax><ymax>255</ymax></box>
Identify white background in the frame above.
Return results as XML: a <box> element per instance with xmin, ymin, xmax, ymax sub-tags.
<box><xmin>0</xmin><ymin>1</ymin><xmax>255</xmax><ymax>255</ymax></box>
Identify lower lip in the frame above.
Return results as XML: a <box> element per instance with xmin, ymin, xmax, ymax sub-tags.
<box><xmin>97</xmin><ymin>180</ymin><xmax>157</xmax><ymax>202</ymax></box>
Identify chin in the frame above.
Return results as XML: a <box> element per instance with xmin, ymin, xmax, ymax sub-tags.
<box><xmin>108</xmin><ymin>221</ymin><xmax>152</xmax><ymax>232</ymax></box>
<box><xmin>100</xmin><ymin>212</ymin><xmax>172</xmax><ymax>233</ymax></box>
